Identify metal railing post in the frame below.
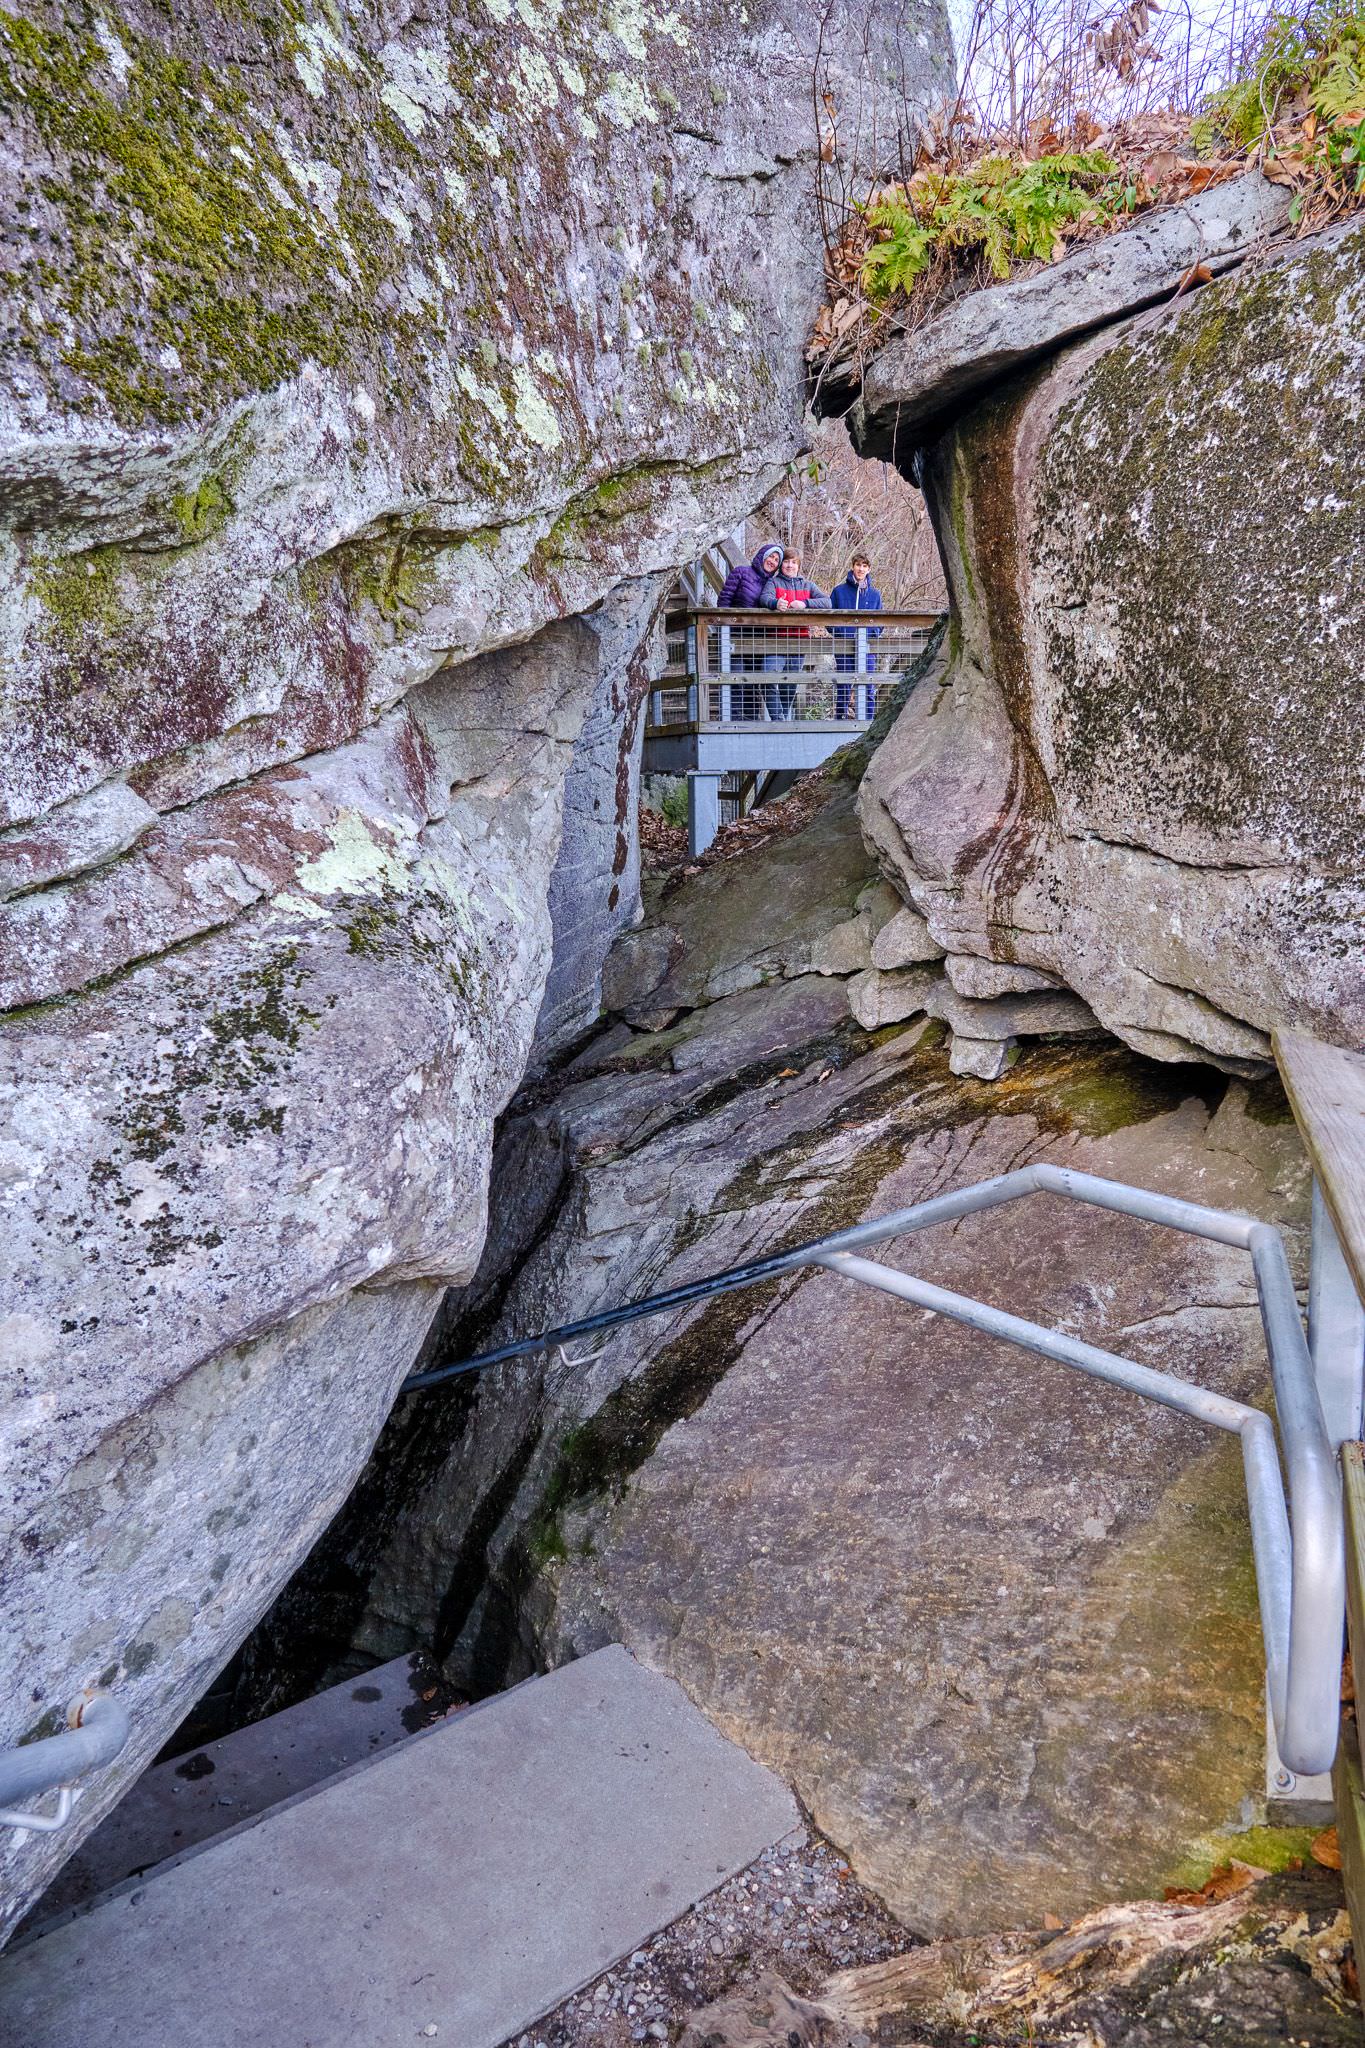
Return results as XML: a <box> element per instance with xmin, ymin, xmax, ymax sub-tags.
<box><xmin>401</xmin><ymin>1158</ymin><xmax>1346</xmax><ymax>1781</ymax></box>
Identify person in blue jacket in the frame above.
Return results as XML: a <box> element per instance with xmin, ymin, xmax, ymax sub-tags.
<box><xmin>830</xmin><ymin>555</ymin><xmax>883</xmax><ymax>718</ymax></box>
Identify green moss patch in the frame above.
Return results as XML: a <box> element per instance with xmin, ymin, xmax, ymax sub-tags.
<box><xmin>1167</xmin><ymin>1825</ymin><xmax>1322</xmax><ymax>1891</ymax></box>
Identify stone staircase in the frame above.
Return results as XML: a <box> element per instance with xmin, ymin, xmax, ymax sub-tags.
<box><xmin>0</xmin><ymin>1647</ymin><xmax>798</xmax><ymax>2048</ymax></box>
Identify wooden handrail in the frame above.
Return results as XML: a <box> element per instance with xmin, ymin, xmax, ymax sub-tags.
<box><xmin>1333</xmin><ymin>1442</ymin><xmax>1365</xmax><ymax>1948</ymax></box>
<box><xmin>674</xmin><ymin>606</ymin><xmax>942</xmax><ymax>624</ymax></box>
<box><xmin>1273</xmin><ymin>1030</ymin><xmax>1365</xmax><ymax>1303</ymax></box>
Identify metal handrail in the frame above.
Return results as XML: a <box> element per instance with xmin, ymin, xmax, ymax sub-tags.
<box><xmin>402</xmin><ymin>1162</ymin><xmax>1347</xmax><ymax>1777</ymax></box>
<box><xmin>0</xmin><ymin>1693</ymin><xmax>131</xmax><ymax>1836</ymax></box>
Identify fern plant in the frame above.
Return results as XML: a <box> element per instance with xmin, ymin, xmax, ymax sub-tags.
<box><xmin>862</xmin><ymin>151</ymin><xmax>1125</xmax><ymax>304</ymax></box>
<box><xmin>1192</xmin><ymin>0</ymin><xmax>1365</xmax><ymax>154</ymax></box>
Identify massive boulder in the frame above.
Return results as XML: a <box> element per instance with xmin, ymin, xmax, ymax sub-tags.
<box><xmin>856</xmin><ymin>215</ymin><xmax>1365</xmax><ymax>1071</ymax></box>
<box><xmin>321</xmin><ymin>779</ymin><xmax>1310</xmax><ymax>1935</ymax></box>
<box><xmin>0</xmin><ymin>0</ymin><xmax>950</xmax><ymax>1929</ymax></box>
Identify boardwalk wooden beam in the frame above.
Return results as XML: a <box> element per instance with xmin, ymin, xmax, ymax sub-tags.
<box><xmin>1273</xmin><ymin>1030</ymin><xmax>1365</xmax><ymax>1302</ymax></box>
<box><xmin>1333</xmin><ymin>1442</ymin><xmax>1365</xmax><ymax>1947</ymax></box>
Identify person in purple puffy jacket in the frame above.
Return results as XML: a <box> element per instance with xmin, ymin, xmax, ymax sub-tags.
<box><xmin>715</xmin><ymin>541</ymin><xmax>781</xmax><ymax>718</ymax></box>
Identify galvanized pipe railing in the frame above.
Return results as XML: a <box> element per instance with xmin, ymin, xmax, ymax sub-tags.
<box><xmin>6</xmin><ymin>1167</ymin><xmax>1338</xmax><ymax>1836</ymax></box>
<box><xmin>404</xmin><ymin>1162</ymin><xmax>1348</xmax><ymax>1778</ymax></box>
<box><xmin>0</xmin><ymin>1693</ymin><xmax>131</xmax><ymax>1837</ymax></box>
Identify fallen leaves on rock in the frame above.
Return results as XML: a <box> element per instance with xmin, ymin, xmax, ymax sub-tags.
<box><xmin>1164</xmin><ymin>1856</ymin><xmax>1264</xmax><ymax>1906</ymax></box>
<box><xmin>679</xmin><ymin>1863</ymin><xmax>1358</xmax><ymax>2047</ymax></box>
<box><xmin>809</xmin><ymin>112</ymin><xmax>1251</xmax><ymax>377</ymax></box>
<box><xmin>645</xmin><ymin>772</ymin><xmax>849</xmax><ymax>887</ymax></box>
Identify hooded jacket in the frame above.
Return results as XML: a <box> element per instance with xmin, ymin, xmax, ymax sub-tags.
<box><xmin>717</xmin><ymin>543</ymin><xmax>783</xmax><ymax>609</ymax></box>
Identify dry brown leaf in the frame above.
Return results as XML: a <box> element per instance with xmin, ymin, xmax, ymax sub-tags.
<box><xmin>1042</xmin><ymin>1911</ymin><xmax>1065</xmax><ymax>1930</ymax></box>
<box><xmin>1312</xmin><ymin>1826</ymin><xmax>1343</xmax><ymax>1871</ymax></box>
<box><xmin>1163</xmin><ymin>1859</ymin><xmax>1263</xmax><ymax>1907</ymax></box>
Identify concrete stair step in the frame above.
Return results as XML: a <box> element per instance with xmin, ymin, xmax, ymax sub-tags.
<box><xmin>0</xmin><ymin>1646</ymin><xmax>799</xmax><ymax>2048</ymax></box>
<box><xmin>23</xmin><ymin>1651</ymin><xmax>450</xmax><ymax>1931</ymax></box>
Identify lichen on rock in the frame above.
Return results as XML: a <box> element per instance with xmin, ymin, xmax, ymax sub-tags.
<box><xmin>857</xmin><ymin>215</ymin><xmax>1365</xmax><ymax>1069</ymax></box>
<box><xmin>0</xmin><ymin>0</ymin><xmax>952</xmax><ymax>1936</ymax></box>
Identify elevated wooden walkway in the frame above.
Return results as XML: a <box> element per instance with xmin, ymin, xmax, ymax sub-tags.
<box><xmin>644</xmin><ymin>607</ymin><xmax>939</xmax><ymax>852</ymax></box>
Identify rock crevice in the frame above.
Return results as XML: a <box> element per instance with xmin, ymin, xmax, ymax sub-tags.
<box><xmin>0</xmin><ymin>0</ymin><xmax>951</xmax><ymax>1934</ymax></box>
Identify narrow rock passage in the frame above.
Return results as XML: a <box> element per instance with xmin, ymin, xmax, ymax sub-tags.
<box><xmin>271</xmin><ymin>766</ymin><xmax>1318</xmax><ymax>1936</ymax></box>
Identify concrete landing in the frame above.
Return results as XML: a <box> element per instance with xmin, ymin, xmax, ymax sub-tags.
<box><xmin>0</xmin><ymin>1647</ymin><xmax>799</xmax><ymax>2048</ymax></box>
<box><xmin>26</xmin><ymin>1653</ymin><xmax>442</xmax><ymax>1927</ymax></box>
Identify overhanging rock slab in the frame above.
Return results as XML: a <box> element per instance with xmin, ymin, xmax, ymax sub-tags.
<box><xmin>851</xmin><ymin>173</ymin><xmax>1291</xmax><ymax>459</ymax></box>
<box><xmin>0</xmin><ymin>1647</ymin><xmax>800</xmax><ymax>2048</ymax></box>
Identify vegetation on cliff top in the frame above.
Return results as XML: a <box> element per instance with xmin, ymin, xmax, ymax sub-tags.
<box><xmin>1194</xmin><ymin>0</ymin><xmax>1365</xmax><ymax>214</ymax></box>
<box><xmin>810</xmin><ymin>0</ymin><xmax>1365</xmax><ymax>369</ymax></box>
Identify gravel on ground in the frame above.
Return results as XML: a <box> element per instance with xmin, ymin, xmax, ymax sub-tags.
<box><xmin>511</xmin><ymin>1827</ymin><xmax>911</xmax><ymax>2048</ymax></box>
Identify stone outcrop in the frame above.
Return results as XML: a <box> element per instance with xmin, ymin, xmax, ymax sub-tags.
<box><xmin>531</xmin><ymin>576</ymin><xmax>672</xmax><ymax>1057</ymax></box>
<box><xmin>318</xmin><ymin>777</ymin><xmax>1311</xmax><ymax>1935</ymax></box>
<box><xmin>848</xmin><ymin>173</ymin><xmax>1290</xmax><ymax>454</ymax></box>
<box><xmin>857</xmin><ymin>215</ymin><xmax>1365</xmax><ymax>1071</ymax></box>
<box><xmin>0</xmin><ymin>0</ymin><xmax>951</xmax><ymax>1930</ymax></box>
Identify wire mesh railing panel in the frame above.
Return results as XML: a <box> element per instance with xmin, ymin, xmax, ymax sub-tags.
<box><xmin>649</xmin><ymin>611</ymin><xmax>938</xmax><ymax>729</ymax></box>
<box><xmin>663</xmin><ymin>622</ymin><xmax>689</xmax><ymax>677</ymax></box>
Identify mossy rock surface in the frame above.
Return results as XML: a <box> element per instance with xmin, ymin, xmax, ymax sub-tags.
<box><xmin>859</xmin><ymin>214</ymin><xmax>1365</xmax><ymax>1072</ymax></box>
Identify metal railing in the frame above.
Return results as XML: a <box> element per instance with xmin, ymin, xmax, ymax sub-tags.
<box><xmin>651</xmin><ymin>608</ymin><xmax>940</xmax><ymax>731</ymax></box>
<box><xmin>403</xmin><ymin>1162</ymin><xmax>1350</xmax><ymax>1779</ymax></box>
<box><xmin>4</xmin><ymin>1166</ymin><xmax>1345</xmax><ymax>1843</ymax></box>
<box><xmin>0</xmin><ymin>1693</ymin><xmax>131</xmax><ymax>1839</ymax></box>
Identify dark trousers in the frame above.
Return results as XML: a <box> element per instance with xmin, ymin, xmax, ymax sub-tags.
<box><xmin>762</xmin><ymin>651</ymin><xmax>803</xmax><ymax>720</ymax></box>
<box><xmin>834</xmin><ymin>648</ymin><xmax>877</xmax><ymax>719</ymax></box>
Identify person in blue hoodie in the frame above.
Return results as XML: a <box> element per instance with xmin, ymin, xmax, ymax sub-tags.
<box><xmin>830</xmin><ymin>555</ymin><xmax>883</xmax><ymax>718</ymax></box>
<box><xmin>716</xmin><ymin>541</ymin><xmax>782</xmax><ymax>717</ymax></box>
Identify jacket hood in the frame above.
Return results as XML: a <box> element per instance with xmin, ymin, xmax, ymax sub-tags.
<box><xmin>751</xmin><ymin>542</ymin><xmax>784</xmax><ymax>575</ymax></box>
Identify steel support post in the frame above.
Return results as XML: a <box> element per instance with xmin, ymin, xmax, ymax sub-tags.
<box><xmin>687</xmin><ymin>774</ymin><xmax>723</xmax><ymax>858</ymax></box>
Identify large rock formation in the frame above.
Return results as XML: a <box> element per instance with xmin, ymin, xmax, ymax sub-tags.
<box><xmin>854</xmin><ymin>213</ymin><xmax>1365</xmax><ymax>1070</ymax></box>
<box><xmin>0</xmin><ymin>0</ymin><xmax>952</xmax><ymax>1929</ymax></box>
<box><xmin>325</xmin><ymin>776</ymin><xmax>1310</xmax><ymax>1935</ymax></box>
